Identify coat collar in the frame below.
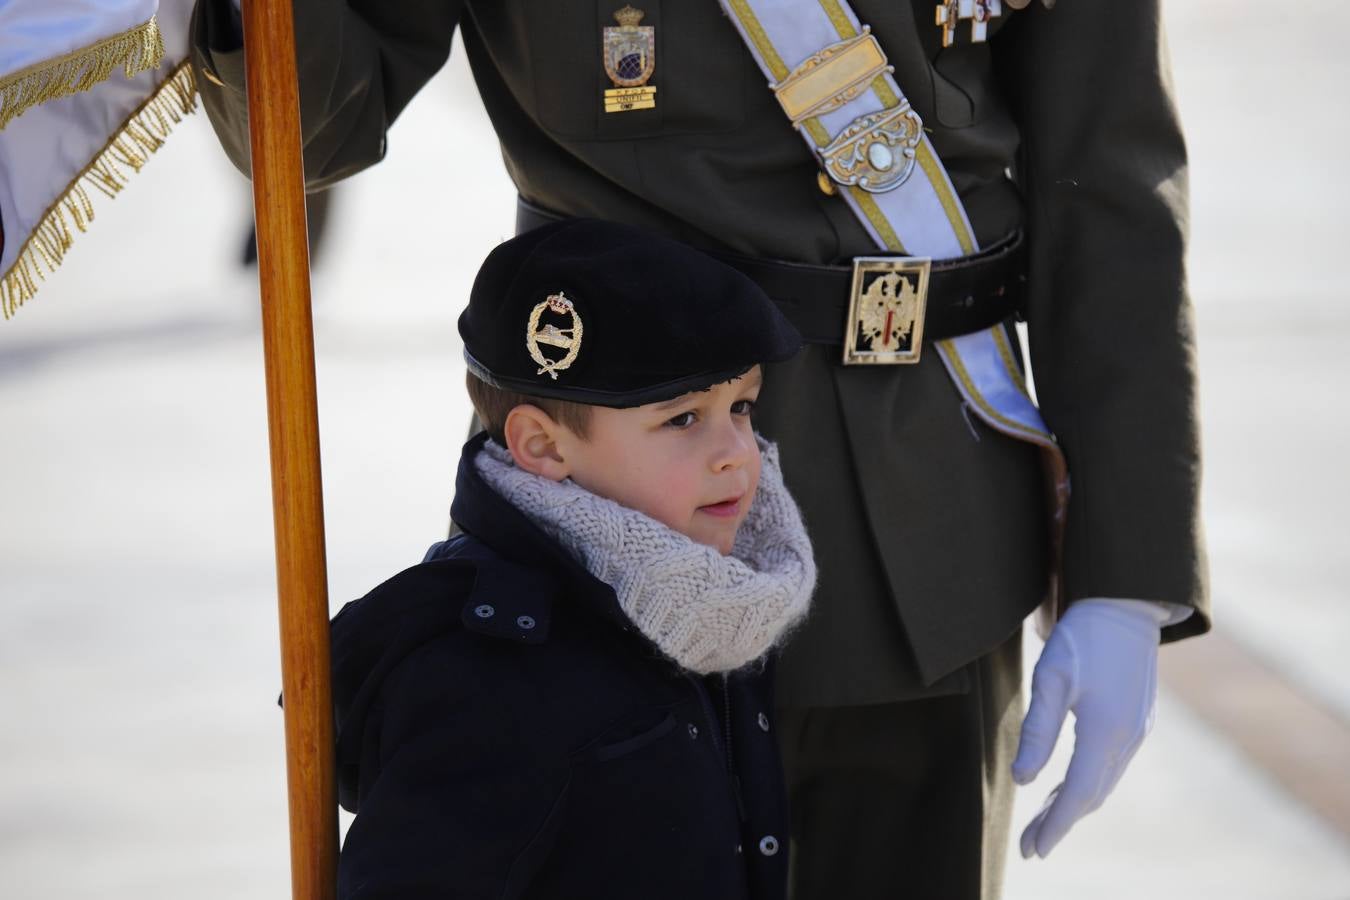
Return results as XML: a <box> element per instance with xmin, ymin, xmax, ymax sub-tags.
<box><xmin>450</xmin><ymin>431</ymin><xmax>637</xmax><ymax>636</ymax></box>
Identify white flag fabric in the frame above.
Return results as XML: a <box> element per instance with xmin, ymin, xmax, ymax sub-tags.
<box><xmin>0</xmin><ymin>0</ymin><xmax>198</xmax><ymax>318</ymax></box>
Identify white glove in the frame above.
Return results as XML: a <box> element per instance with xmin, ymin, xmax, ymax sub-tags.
<box><xmin>1012</xmin><ymin>598</ymin><xmax>1168</xmax><ymax>858</ymax></box>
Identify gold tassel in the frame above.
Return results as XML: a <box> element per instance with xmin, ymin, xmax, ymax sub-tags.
<box><xmin>1</xmin><ymin>61</ymin><xmax>198</xmax><ymax>320</ymax></box>
<box><xmin>0</xmin><ymin>17</ymin><xmax>167</xmax><ymax>131</ymax></box>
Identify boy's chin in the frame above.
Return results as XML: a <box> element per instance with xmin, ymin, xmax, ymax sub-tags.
<box><xmin>705</xmin><ymin>530</ymin><xmax>739</xmax><ymax>556</ymax></box>
<box><xmin>679</xmin><ymin>526</ymin><xmax>733</xmax><ymax>556</ymax></box>
<box><xmin>682</xmin><ymin>509</ymin><xmax>748</xmax><ymax>555</ymax></box>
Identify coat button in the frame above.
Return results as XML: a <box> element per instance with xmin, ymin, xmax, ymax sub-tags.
<box><xmin>687</xmin><ymin>724</ymin><xmax>699</xmax><ymax>740</ymax></box>
<box><xmin>758</xmin><ymin>836</ymin><xmax>779</xmax><ymax>857</ymax></box>
<box><xmin>757</xmin><ymin>712</ymin><xmax>770</xmax><ymax>732</ymax></box>
<box><xmin>516</xmin><ymin>615</ymin><xmax>536</xmax><ymax>630</ymax></box>
<box><xmin>474</xmin><ymin>604</ymin><xmax>495</xmax><ymax>619</ymax></box>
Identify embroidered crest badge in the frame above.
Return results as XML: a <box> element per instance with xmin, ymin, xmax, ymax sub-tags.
<box><xmin>526</xmin><ymin>292</ymin><xmax>584</xmax><ymax>379</ymax></box>
<box><xmin>603</xmin><ymin>5</ymin><xmax>656</xmax><ymax>113</ymax></box>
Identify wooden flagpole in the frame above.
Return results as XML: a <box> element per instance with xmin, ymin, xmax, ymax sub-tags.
<box><xmin>239</xmin><ymin>2</ymin><xmax>338</xmax><ymax>899</ymax></box>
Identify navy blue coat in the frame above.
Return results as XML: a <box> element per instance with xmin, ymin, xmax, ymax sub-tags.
<box><xmin>331</xmin><ymin>433</ymin><xmax>790</xmax><ymax>899</ymax></box>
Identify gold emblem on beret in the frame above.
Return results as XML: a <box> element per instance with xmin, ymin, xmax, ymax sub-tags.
<box><xmin>526</xmin><ymin>292</ymin><xmax>583</xmax><ymax>379</ymax></box>
<box><xmin>603</xmin><ymin>6</ymin><xmax>656</xmax><ymax>113</ymax></box>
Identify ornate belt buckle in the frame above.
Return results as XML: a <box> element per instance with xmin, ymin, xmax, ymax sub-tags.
<box><xmin>843</xmin><ymin>256</ymin><xmax>931</xmax><ymax>365</ymax></box>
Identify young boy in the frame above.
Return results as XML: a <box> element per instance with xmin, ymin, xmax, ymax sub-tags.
<box><xmin>329</xmin><ymin>219</ymin><xmax>816</xmax><ymax>900</ymax></box>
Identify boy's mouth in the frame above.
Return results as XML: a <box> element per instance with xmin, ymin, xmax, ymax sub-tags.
<box><xmin>698</xmin><ymin>495</ymin><xmax>743</xmax><ymax>518</ymax></box>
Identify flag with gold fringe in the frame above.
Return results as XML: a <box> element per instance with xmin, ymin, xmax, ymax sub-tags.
<box><xmin>0</xmin><ymin>0</ymin><xmax>197</xmax><ymax>318</ymax></box>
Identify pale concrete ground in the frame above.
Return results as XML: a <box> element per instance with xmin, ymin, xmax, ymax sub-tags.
<box><xmin>1</xmin><ymin>2</ymin><xmax>1348</xmax><ymax>898</ymax></box>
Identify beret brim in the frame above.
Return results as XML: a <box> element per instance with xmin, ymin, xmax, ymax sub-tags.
<box><xmin>464</xmin><ymin>349</ymin><xmax>765</xmax><ymax>409</ymax></box>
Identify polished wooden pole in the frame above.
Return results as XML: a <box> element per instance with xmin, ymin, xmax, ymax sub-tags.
<box><xmin>239</xmin><ymin>2</ymin><xmax>338</xmax><ymax>899</ymax></box>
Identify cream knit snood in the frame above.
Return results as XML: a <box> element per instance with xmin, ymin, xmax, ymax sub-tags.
<box><xmin>474</xmin><ymin>437</ymin><xmax>816</xmax><ymax>675</ymax></box>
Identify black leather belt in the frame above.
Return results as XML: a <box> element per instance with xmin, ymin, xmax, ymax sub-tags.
<box><xmin>515</xmin><ymin>197</ymin><xmax>1025</xmax><ymax>353</ymax></box>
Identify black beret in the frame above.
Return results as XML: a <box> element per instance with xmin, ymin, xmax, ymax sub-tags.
<box><xmin>459</xmin><ymin>219</ymin><xmax>801</xmax><ymax>407</ymax></box>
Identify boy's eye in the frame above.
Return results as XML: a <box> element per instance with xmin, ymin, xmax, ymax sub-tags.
<box><xmin>665</xmin><ymin>411</ymin><xmax>697</xmax><ymax>428</ymax></box>
<box><xmin>731</xmin><ymin>399</ymin><xmax>757</xmax><ymax>416</ymax></box>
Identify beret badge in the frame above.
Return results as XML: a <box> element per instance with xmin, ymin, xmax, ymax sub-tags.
<box><xmin>525</xmin><ymin>292</ymin><xmax>584</xmax><ymax>380</ymax></box>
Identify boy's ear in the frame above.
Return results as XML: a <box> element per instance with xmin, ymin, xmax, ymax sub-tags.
<box><xmin>503</xmin><ymin>405</ymin><xmax>571</xmax><ymax>481</ymax></box>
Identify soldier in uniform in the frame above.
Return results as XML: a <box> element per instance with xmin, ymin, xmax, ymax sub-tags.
<box><xmin>189</xmin><ymin>1</ymin><xmax>1210</xmax><ymax>896</ymax></box>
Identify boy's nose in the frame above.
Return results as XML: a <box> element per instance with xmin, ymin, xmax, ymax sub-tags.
<box><xmin>710</xmin><ymin>421</ymin><xmax>755</xmax><ymax>472</ymax></box>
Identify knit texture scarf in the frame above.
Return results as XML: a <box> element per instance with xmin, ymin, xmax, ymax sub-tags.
<box><xmin>475</xmin><ymin>437</ymin><xmax>816</xmax><ymax>675</ymax></box>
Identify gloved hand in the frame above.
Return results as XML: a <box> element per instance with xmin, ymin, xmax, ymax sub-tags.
<box><xmin>1012</xmin><ymin>598</ymin><xmax>1169</xmax><ymax>858</ymax></box>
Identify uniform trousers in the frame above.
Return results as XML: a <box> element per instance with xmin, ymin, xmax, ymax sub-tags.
<box><xmin>776</xmin><ymin>630</ymin><xmax>1023</xmax><ymax>900</ymax></box>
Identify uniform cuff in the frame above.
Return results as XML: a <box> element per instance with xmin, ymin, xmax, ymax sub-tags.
<box><xmin>1081</xmin><ymin>597</ymin><xmax>1194</xmax><ymax>629</ymax></box>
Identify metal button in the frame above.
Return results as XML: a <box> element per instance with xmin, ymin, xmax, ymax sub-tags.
<box><xmin>473</xmin><ymin>604</ymin><xmax>495</xmax><ymax>619</ymax></box>
<box><xmin>757</xmin><ymin>712</ymin><xmax>770</xmax><ymax>733</ymax></box>
<box><xmin>759</xmin><ymin>836</ymin><xmax>779</xmax><ymax>857</ymax></box>
<box><xmin>516</xmin><ymin>615</ymin><xmax>536</xmax><ymax>630</ymax></box>
<box><xmin>736</xmin><ymin>843</ymin><xmax>743</xmax><ymax>855</ymax></box>
<box><xmin>687</xmin><ymin>724</ymin><xmax>699</xmax><ymax>740</ymax></box>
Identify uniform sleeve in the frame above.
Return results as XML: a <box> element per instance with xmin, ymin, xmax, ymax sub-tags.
<box><xmin>992</xmin><ymin>2</ymin><xmax>1209</xmax><ymax>642</ymax></box>
<box><xmin>188</xmin><ymin>0</ymin><xmax>463</xmax><ymax>190</ymax></box>
<box><xmin>339</xmin><ymin>646</ymin><xmax>571</xmax><ymax>900</ymax></box>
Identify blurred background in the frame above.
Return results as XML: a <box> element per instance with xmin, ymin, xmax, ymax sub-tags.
<box><xmin>2</xmin><ymin>1</ymin><xmax>1347</xmax><ymax>897</ymax></box>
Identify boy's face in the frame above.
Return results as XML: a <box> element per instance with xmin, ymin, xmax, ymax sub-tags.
<box><xmin>558</xmin><ymin>367</ymin><xmax>763</xmax><ymax>555</ymax></box>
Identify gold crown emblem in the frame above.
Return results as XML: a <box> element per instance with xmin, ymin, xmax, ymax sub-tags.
<box><xmin>545</xmin><ymin>292</ymin><xmax>574</xmax><ymax>314</ymax></box>
<box><xmin>613</xmin><ymin>5</ymin><xmax>645</xmax><ymax>27</ymax></box>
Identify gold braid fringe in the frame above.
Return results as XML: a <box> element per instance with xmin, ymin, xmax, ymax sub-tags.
<box><xmin>2</xmin><ymin>61</ymin><xmax>198</xmax><ymax>320</ymax></box>
<box><xmin>0</xmin><ymin>17</ymin><xmax>166</xmax><ymax>131</ymax></box>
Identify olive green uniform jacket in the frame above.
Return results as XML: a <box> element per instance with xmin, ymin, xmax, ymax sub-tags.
<box><xmin>191</xmin><ymin>0</ymin><xmax>1208</xmax><ymax>707</ymax></box>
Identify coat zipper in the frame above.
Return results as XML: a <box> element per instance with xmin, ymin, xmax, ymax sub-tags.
<box><xmin>686</xmin><ymin>673</ymin><xmax>748</xmax><ymax>822</ymax></box>
<box><xmin>721</xmin><ymin>673</ymin><xmax>748</xmax><ymax>822</ymax></box>
<box><xmin>721</xmin><ymin>673</ymin><xmax>735</xmax><ymax>776</ymax></box>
